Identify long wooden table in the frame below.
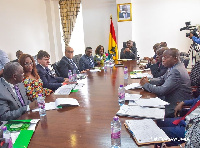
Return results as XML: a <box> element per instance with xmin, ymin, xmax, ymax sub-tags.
<box><xmin>19</xmin><ymin>60</ymin><xmax>156</xmax><ymax>148</ymax></box>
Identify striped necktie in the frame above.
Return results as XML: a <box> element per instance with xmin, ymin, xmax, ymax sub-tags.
<box><xmin>87</xmin><ymin>57</ymin><xmax>94</xmax><ymax>68</ymax></box>
<box><xmin>14</xmin><ymin>85</ymin><xmax>25</xmax><ymax>106</ymax></box>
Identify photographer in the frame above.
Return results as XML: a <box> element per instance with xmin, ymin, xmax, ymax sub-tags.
<box><xmin>189</xmin><ymin>32</ymin><xmax>200</xmax><ymax>44</ymax></box>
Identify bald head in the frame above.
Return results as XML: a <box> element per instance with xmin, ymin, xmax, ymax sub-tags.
<box><xmin>65</xmin><ymin>46</ymin><xmax>74</xmax><ymax>59</ymax></box>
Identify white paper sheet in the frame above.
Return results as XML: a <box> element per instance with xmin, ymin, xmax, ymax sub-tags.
<box><xmin>125</xmin><ymin>93</ymin><xmax>142</xmax><ymax>101</ymax></box>
<box><xmin>124</xmin><ymin>83</ymin><xmax>142</xmax><ymax>90</ymax></box>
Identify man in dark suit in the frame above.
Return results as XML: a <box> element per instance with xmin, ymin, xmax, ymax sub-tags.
<box><xmin>0</xmin><ymin>62</ymin><xmax>37</xmax><ymax>121</ymax></box>
<box><xmin>79</xmin><ymin>47</ymin><xmax>94</xmax><ymax>71</ymax></box>
<box><xmin>36</xmin><ymin>50</ymin><xmax>67</xmax><ymax>91</ymax></box>
<box><xmin>140</xmin><ymin>48</ymin><xmax>192</xmax><ymax>118</ymax></box>
<box><xmin>58</xmin><ymin>46</ymin><xmax>83</xmax><ymax>78</ymax></box>
<box><xmin>120</xmin><ymin>40</ymin><xmax>137</xmax><ymax>59</ymax></box>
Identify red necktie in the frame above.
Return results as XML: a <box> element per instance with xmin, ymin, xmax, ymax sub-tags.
<box><xmin>173</xmin><ymin>100</ymin><xmax>200</xmax><ymax>125</ymax></box>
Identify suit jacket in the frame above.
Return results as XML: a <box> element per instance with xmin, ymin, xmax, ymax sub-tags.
<box><xmin>79</xmin><ymin>54</ymin><xmax>94</xmax><ymax>71</ymax></box>
<box><xmin>36</xmin><ymin>64</ymin><xmax>64</xmax><ymax>91</ymax></box>
<box><xmin>58</xmin><ymin>56</ymin><xmax>80</xmax><ymax>78</ymax></box>
<box><xmin>143</xmin><ymin>62</ymin><xmax>192</xmax><ymax>117</ymax></box>
<box><xmin>120</xmin><ymin>47</ymin><xmax>136</xmax><ymax>59</ymax></box>
<box><xmin>150</xmin><ymin>62</ymin><xmax>168</xmax><ymax>78</ymax></box>
<box><xmin>0</xmin><ymin>78</ymin><xmax>30</xmax><ymax>121</ymax></box>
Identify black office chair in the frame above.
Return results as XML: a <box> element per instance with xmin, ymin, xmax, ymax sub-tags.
<box><xmin>51</xmin><ymin>61</ymin><xmax>61</xmax><ymax>77</ymax></box>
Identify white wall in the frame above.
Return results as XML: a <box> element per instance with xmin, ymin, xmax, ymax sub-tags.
<box><xmin>82</xmin><ymin>0</ymin><xmax>118</xmax><ymax>54</ymax></box>
<box><xmin>0</xmin><ymin>0</ymin><xmax>63</xmax><ymax>63</ymax></box>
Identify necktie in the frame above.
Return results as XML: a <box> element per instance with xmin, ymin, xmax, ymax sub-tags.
<box><xmin>45</xmin><ymin>68</ymin><xmax>52</xmax><ymax>76</ymax></box>
<box><xmin>173</xmin><ymin>100</ymin><xmax>200</xmax><ymax>125</ymax></box>
<box><xmin>87</xmin><ymin>57</ymin><xmax>94</xmax><ymax>68</ymax></box>
<box><xmin>14</xmin><ymin>85</ymin><xmax>25</xmax><ymax>106</ymax></box>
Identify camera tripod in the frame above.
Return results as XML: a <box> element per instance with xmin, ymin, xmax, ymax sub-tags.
<box><xmin>188</xmin><ymin>41</ymin><xmax>200</xmax><ymax>65</ymax></box>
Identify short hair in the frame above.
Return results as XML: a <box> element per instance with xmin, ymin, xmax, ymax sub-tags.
<box><xmin>95</xmin><ymin>45</ymin><xmax>104</xmax><ymax>55</ymax></box>
<box><xmin>16</xmin><ymin>50</ymin><xmax>23</xmax><ymax>56</ymax></box>
<box><xmin>65</xmin><ymin>46</ymin><xmax>72</xmax><ymax>52</ymax></box>
<box><xmin>37</xmin><ymin>50</ymin><xmax>50</xmax><ymax>60</ymax></box>
<box><xmin>153</xmin><ymin>43</ymin><xmax>161</xmax><ymax>50</ymax></box>
<box><xmin>167</xmin><ymin>48</ymin><xmax>180</xmax><ymax>59</ymax></box>
<box><xmin>156</xmin><ymin>47</ymin><xmax>169</xmax><ymax>55</ymax></box>
<box><xmin>160</xmin><ymin>42</ymin><xmax>167</xmax><ymax>47</ymax></box>
<box><xmin>85</xmin><ymin>47</ymin><xmax>92</xmax><ymax>52</ymax></box>
<box><xmin>3</xmin><ymin>62</ymin><xmax>21</xmax><ymax>80</ymax></box>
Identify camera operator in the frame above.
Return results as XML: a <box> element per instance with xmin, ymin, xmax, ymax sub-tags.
<box><xmin>189</xmin><ymin>32</ymin><xmax>200</xmax><ymax>44</ymax></box>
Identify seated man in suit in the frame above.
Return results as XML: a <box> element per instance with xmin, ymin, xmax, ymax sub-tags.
<box><xmin>140</xmin><ymin>48</ymin><xmax>192</xmax><ymax>118</ymax></box>
<box><xmin>58</xmin><ymin>46</ymin><xmax>85</xmax><ymax>78</ymax></box>
<box><xmin>79</xmin><ymin>47</ymin><xmax>94</xmax><ymax>71</ymax></box>
<box><xmin>149</xmin><ymin>47</ymin><xmax>168</xmax><ymax>78</ymax></box>
<box><xmin>36</xmin><ymin>50</ymin><xmax>67</xmax><ymax>91</ymax></box>
<box><xmin>120</xmin><ymin>40</ymin><xmax>137</xmax><ymax>59</ymax></box>
<box><xmin>12</xmin><ymin>50</ymin><xmax>23</xmax><ymax>62</ymax></box>
<box><xmin>0</xmin><ymin>62</ymin><xmax>37</xmax><ymax>121</ymax></box>
<box><xmin>0</xmin><ymin>49</ymin><xmax>10</xmax><ymax>77</ymax></box>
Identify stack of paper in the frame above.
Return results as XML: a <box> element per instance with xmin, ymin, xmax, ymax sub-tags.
<box><xmin>124</xmin><ymin>83</ymin><xmax>142</xmax><ymax>90</ymax></box>
<box><xmin>125</xmin><ymin>93</ymin><xmax>142</xmax><ymax>101</ymax></box>
<box><xmin>55</xmin><ymin>84</ymin><xmax>76</xmax><ymax>95</ymax></box>
<box><xmin>32</xmin><ymin>98</ymin><xmax>79</xmax><ymax>112</ymax></box>
<box><xmin>135</xmin><ymin>97</ymin><xmax>169</xmax><ymax>108</ymax></box>
<box><xmin>130</xmin><ymin>73</ymin><xmax>153</xmax><ymax>79</ymax></box>
<box><xmin>125</xmin><ymin>119</ymin><xmax>170</xmax><ymax>145</ymax></box>
<box><xmin>90</xmin><ymin>69</ymin><xmax>101</xmax><ymax>72</ymax></box>
<box><xmin>116</xmin><ymin>105</ymin><xmax>165</xmax><ymax>119</ymax></box>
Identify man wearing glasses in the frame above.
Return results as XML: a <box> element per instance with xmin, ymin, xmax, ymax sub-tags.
<box><xmin>140</xmin><ymin>48</ymin><xmax>192</xmax><ymax>118</ymax></box>
<box><xmin>79</xmin><ymin>47</ymin><xmax>94</xmax><ymax>71</ymax></box>
<box><xmin>58</xmin><ymin>46</ymin><xmax>82</xmax><ymax>78</ymax></box>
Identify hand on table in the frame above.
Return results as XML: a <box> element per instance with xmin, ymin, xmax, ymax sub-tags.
<box><xmin>29</xmin><ymin>100</ymin><xmax>38</xmax><ymax>110</ymax></box>
<box><xmin>140</xmin><ymin>77</ymin><xmax>149</xmax><ymax>86</ymax></box>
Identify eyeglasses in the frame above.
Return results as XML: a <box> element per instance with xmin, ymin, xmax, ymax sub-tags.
<box><xmin>66</xmin><ymin>51</ymin><xmax>74</xmax><ymax>53</ymax></box>
<box><xmin>24</xmin><ymin>62</ymin><xmax>33</xmax><ymax>67</ymax></box>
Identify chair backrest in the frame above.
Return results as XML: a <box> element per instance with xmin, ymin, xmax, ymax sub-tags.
<box><xmin>72</xmin><ymin>54</ymin><xmax>82</xmax><ymax>69</ymax></box>
<box><xmin>123</xmin><ymin>41</ymin><xmax>136</xmax><ymax>48</ymax></box>
<box><xmin>51</xmin><ymin>61</ymin><xmax>61</xmax><ymax>77</ymax></box>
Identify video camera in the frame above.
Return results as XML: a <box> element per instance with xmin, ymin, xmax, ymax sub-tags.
<box><xmin>180</xmin><ymin>22</ymin><xmax>199</xmax><ymax>38</ymax></box>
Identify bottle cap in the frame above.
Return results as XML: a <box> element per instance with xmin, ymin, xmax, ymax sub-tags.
<box><xmin>1</xmin><ymin>126</ymin><xmax>7</xmax><ymax>131</ymax></box>
<box><xmin>120</xmin><ymin>85</ymin><xmax>123</xmax><ymax>87</ymax></box>
<box><xmin>113</xmin><ymin>116</ymin><xmax>119</xmax><ymax>121</ymax></box>
<box><xmin>38</xmin><ymin>94</ymin><xmax>42</xmax><ymax>97</ymax></box>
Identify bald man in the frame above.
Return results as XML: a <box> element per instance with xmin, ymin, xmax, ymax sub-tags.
<box><xmin>58</xmin><ymin>46</ymin><xmax>80</xmax><ymax>78</ymax></box>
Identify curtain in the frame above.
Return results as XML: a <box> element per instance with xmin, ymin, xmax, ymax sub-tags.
<box><xmin>59</xmin><ymin>0</ymin><xmax>81</xmax><ymax>47</ymax></box>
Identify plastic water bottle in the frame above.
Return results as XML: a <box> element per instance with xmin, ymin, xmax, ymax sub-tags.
<box><xmin>124</xmin><ymin>67</ymin><xmax>128</xmax><ymax>79</ymax></box>
<box><xmin>37</xmin><ymin>94</ymin><xmax>46</xmax><ymax>116</ymax></box>
<box><xmin>68</xmin><ymin>70</ymin><xmax>72</xmax><ymax>82</ymax></box>
<box><xmin>73</xmin><ymin>69</ymin><xmax>77</xmax><ymax>82</ymax></box>
<box><xmin>2</xmin><ymin>126</ymin><xmax>11</xmax><ymax>143</ymax></box>
<box><xmin>111</xmin><ymin>116</ymin><xmax>121</xmax><ymax>148</ymax></box>
<box><xmin>118</xmin><ymin>85</ymin><xmax>125</xmax><ymax>106</ymax></box>
<box><xmin>104</xmin><ymin>61</ymin><xmax>107</xmax><ymax>72</ymax></box>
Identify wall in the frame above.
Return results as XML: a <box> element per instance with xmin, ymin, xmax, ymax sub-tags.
<box><xmin>0</xmin><ymin>0</ymin><xmax>62</xmax><ymax>63</ymax></box>
<box><xmin>82</xmin><ymin>0</ymin><xmax>118</xmax><ymax>54</ymax></box>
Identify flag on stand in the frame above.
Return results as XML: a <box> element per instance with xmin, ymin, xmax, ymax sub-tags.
<box><xmin>108</xmin><ymin>17</ymin><xmax>118</xmax><ymax>60</ymax></box>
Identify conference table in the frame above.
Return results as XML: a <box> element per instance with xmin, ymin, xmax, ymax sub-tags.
<box><xmin>19</xmin><ymin>60</ymin><xmax>156</xmax><ymax>148</ymax></box>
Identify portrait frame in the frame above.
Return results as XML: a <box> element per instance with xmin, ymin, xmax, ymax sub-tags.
<box><xmin>117</xmin><ymin>3</ymin><xmax>132</xmax><ymax>22</ymax></box>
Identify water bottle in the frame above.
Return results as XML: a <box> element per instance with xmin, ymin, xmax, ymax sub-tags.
<box><xmin>124</xmin><ymin>67</ymin><xmax>128</xmax><ymax>79</ymax></box>
<box><xmin>111</xmin><ymin>116</ymin><xmax>121</xmax><ymax>148</ymax></box>
<box><xmin>37</xmin><ymin>94</ymin><xmax>46</xmax><ymax>116</ymax></box>
<box><xmin>68</xmin><ymin>70</ymin><xmax>73</xmax><ymax>82</ymax></box>
<box><xmin>2</xmin><ymin>126</ymin><xmax>11</xmax><ymax>143</ymax></box>
<box><xmin>118</xmin><ymin>85</ymin><xmax>125</xmax><ymax>106</ymax></box>
<box><xmin>104</xmin><ymin>60</ymin><xmax>107</xmax><ymax>72</ymax></box>
<box><xmin>73</xmin><ymin>69</ymin><xmax>77</xmax><ymax>82</ymax></box>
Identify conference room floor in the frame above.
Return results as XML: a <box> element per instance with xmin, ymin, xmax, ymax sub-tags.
<box><xmin>19</xmin><ymin>60</ymin><xmax>157</xmax><ymax>148</ymax></box>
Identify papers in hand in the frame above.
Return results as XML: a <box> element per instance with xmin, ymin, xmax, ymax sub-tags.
<box><xmin>130</xmin><ymin>73</ymin><xmax>153</xmax><ymax>79</ymax></box>
<box><xmin>116</xmin><ymin>105</ymin><xmax>165</xmax><ymax>119</ymax></box>
<box><xmin>124</xmin><ymin>83</ymin><xmax>142</xmax><ymax>90</ymax></box>
<box><xmin>125</xmin><ymin>119</ymin><xmax>170</xmax><ymax>145</ymax></box>
<box><xmin>32</xmin><ymin>98</ymin><xmax>79</xmax><ymax>112</ymax></box>
<box><xmin>55</xmin><ymin>84</ymin><xmax>76</xmax><ymax>95</ymax></box>
<box><xmin>135</xmin><ymin>97</ymin><xmax>169</xmax><ymax>108</ymax></box>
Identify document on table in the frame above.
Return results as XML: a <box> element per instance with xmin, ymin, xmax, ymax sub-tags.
<box><xmin>116</xmin><ymin>105</ymin><xmax>165</xmax><ymax>119</ymax></box>
<box><xmin>135</xmin><ymin>97</ymin><xmax>169</xmax><ymax>108</ymax></box>
<box><xmin>130</xmin><ymin>73</ymin><xmax>153</xmax><ymax>79</ymax></box>
<box><xmin>32</xmin><ymin>98</ymin><xmax>79</xmax><ymax>112</ymax></box>
<box><xmin>90</xmin><ymin>69</ymin><xmax>101</xmax><ymax>72</ymax></box>
<box><xmin>55</xmin><ymin>84</ymin><xmax>76</xmax><ymax>95</ymax></box>
<box><xmin>124</xmin><ymin>83</ymin><xmax>142</xmax><ymax>90</ymax></box>
<box><xmin>125</xmin><ymin>93</ymin><xmax>142</xmax><ymax>101</ymax></box>
<box><xmin>125</xmin><ymin>119</ymin><xmax>170</xmax><ymax>145</ymax></box>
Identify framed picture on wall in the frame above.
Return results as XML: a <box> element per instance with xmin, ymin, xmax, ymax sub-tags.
<box><xmin>117</xmin><ymin>3</ymin><xmax>132</xmax><ymax>22</ymax></box>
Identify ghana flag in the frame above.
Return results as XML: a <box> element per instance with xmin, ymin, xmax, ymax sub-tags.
<box><xmin>108</xmin><ymin>18</ymin><xmax>118</xmax><ymax>60</ymax></box>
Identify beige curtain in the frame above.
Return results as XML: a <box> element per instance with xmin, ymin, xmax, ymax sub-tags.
<box><xmin>59</xmin><ymin>0</ymin><xmax>81</xmax><ymax>47</ymax></box>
